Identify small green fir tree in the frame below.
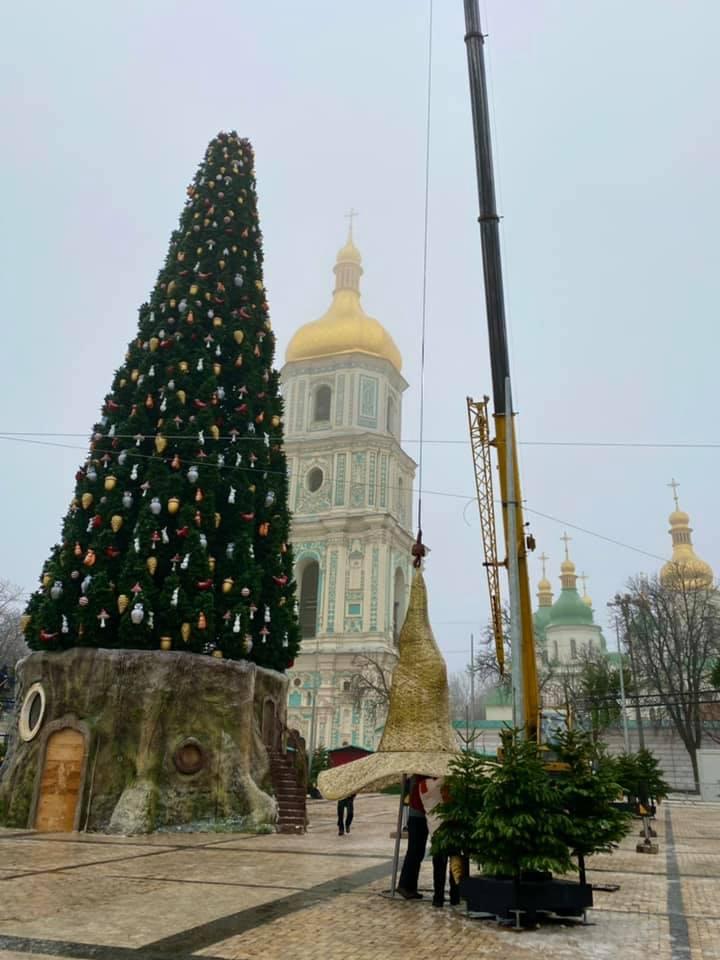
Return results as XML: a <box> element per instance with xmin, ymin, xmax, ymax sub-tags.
<box><xmin>23</xmin><ymin>133</ymin><xmax>299</xmax><ymax>670</ymax></box>
<box><xmin>552</xmin><ymin>729</ymin><xmax>632</xmax><ymax>882</ymax></box>
<box><xmin>473</xmin><ymin>731</ymin><xmax>573</xmax><ymax>878</ymax></box>
<box><xmin>432</xmin><ymin>750</ymin><xmax>488</xmax><ymax>861</ymax></box>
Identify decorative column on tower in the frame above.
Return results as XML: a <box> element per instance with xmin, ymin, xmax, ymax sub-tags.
<box><xmin>281</xmin><ymin>221</ymin><xmax>416</xmax><ymax>751</ymax></box>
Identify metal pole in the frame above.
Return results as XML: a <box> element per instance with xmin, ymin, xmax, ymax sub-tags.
<box><xmin>622</xmin><ymin>600</ymin><xmax>646</xmax><ymax>751</ymax></box>
<box><xmin>505</xmin><ymin>378</ymin><xmax>524</xmax><ymax>733</ymax></box>
<box><xmin>469</xmin><ymin>632</ymin><xmax>475</xmax><ymax>724</ymax></box>
<box><xmin>390</xmin><ymin>775</ymin><xmax>408</xmax><ymax>897</ymax></box>
<box><xmin>614</xmin><ymin>616</ymin><xmax>631</xmax><ymax>753</ymax></box>
<box><xmin>308</xmin><ymin>638</ymin><xmax>319</xmax><ymax>766</ymax></box>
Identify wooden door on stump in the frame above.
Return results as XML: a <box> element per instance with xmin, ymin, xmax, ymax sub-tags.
<box><xmin>35</xmin><ymin>728</ymin><xmax>86</xmax><ymax>832</ymax></box>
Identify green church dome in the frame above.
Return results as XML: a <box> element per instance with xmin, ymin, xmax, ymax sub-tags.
<box><xmin>534</xmin><ymin>606</ymin><xmax>552</xmax><ymax>634</ymax></box>
<box><xmin>547</xmin><ymin>588</ymin><xmax>594</xmax><ymax>627</ymax></box>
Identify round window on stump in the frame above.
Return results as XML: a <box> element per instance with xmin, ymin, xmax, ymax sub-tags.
<box><xmin>173</xmin><ymin>738</ymin><xmax>207</xmax><ymax>775</ymax></box>
<box><xmin>19</xmin><ymin>683</ymin><xmax>46</xmax><ymax>742</ymax></box>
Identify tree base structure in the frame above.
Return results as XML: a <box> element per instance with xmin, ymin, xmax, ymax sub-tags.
<box><xmin>460</xmin><ymin>875</ymin><xmax>593</xmax><ymax>926</ymax></box>
<box><xmin>0</xmin><ymin>648</ymin><xmax>287</xmax><ymax>834</ymax></box>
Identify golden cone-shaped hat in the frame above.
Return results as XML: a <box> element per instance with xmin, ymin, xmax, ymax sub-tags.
<box><xmin>317</xmin><ymin>569</ymin><xmax>457</xmax><ymax>800</ymax></box>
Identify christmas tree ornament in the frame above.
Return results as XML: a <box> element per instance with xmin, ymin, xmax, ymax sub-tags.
<box><xmin>222</xmin><ymin>577</ymin><xmax>234</xmax><ymax>594</ymax></box>
<box><xmin>83</xmin><ymin>548</ymin><xmax>97</xmax><ymax>567</ymax></box>
<box><xmin>117</xmin><ymin>594</ymin><xmax>129</xmax><ymax>614</ymax></box>
<box><xmin>207</xmin><ymin>554</ymin><xmax>215</xmax><ymax>571</ymax></box>
<box><xmin>81</xmin><ymin>575</ymin><xmax>92</xmax><ymax>594</ymax></box>
<box><xmin>145</xmin><ymin>394</ymin><xmax>154</xmax><ymax>410</ymax></box>
<box><xmin>111</xmin><ymin>515</ymin><xmax>123</xmax><ymax>533</ymax></box>
<box><xmin>198</xmin><ymin>611</ymin><xmax>207</xmax><ymax>630</ymax></box>
<box><xmin>147</xmin><ymin>556</ymin><xmax>158</xmax><ymax>575</ymax></box>
<box><xmin>150</xmin><ymin>497</ymin><xmax>162</xmax><ymax>515</ymax></box>
<box><xmin>233</xmin><ymin>330</ymin><xmax>245</xmax><ymax>345</ymax></box>
<box><xmin>150</xmin><ymin>530</ymin><xmax>162</xmax><ymax>549</ymax></box>
<box><xmin>264</xmin><ymin>605</ymin><xmax>271</xmax><ymax>623</ymax></box>
<box><xmin>79</xmin><ymin>596</ymin><xmax>89</xmax><ymax>607</ymax></box>
<box><xmin>212</xmin><ymin>363</ymin><xmax>221</xmax><ymax>376</ymax></box>
<box><xmin>260</xmin><ymin>626</ymin><xmax>270</xmax><ymax>641</ymax></box>
<box><xmin>214</xmin><ymin>512</ymin><xmax>221</xmax><ymax>528</ymax></box>
<box><xmin>195</xmin><ymin>487</ymin><xmax>204</xmax><ymax>503</ymax></box>
<box><xmin>81</xmin><ymin>492</ymin><xmax>94</xmax><ymax>510</ymax></box>
<box><xmin>265</xmin><ymin>491</ymin><xmax>276</xmax><ymax>507</ymax></box>
<box><xmin>180</xmin><ymin>554</ymin><xmax>190</xmax><ymax>570</ymax></box>
<box><xmin>234</xmin><ymin>273</ymin><xmax>243</xmax><ymax>288</ymax></box>
<box><xmin>50</xmin><ymin>581</ymin><xmax>63</xmax><ymax>600</ymax></box>
<box><xmin>155</xmin><ymin>435</ymin><xmax>167</xmax><ymax>454</ymax></box>
<box><xmin>86</xmin><ymin>466</ymin><xmax>98</xmax><ymax>482</ymax></box>
<box><xmin>271</xmin><ymin>415</ymin><xmax>281</xmax><ymax>428</ymax></box>
<box><xmin>178</xmin><ymin>360</ymin><xmax>189</xmax><ymax>373</ymax></box>
<box><xmin>243</xmin><ymin>635</ymin><xmax>253</xmax><ymax>653</ymax></box>
<box><xmin>181</xmin><ymin>622</ymin><xmax>191</xmax><ymax>643</ymax></box>
<box><xmin>42</xmin><ymin>572</ymin><xmax>52</xmax><ymax>589</ymax></box>
<box><xmin>104</xmin><ymin>475</ymin><xmax>117</xmax><ymax>491</ymax></box>
<box><xmin>210</xmin><ymin>425</ymin><xmax>220</xmax><ymax>440</ymax></box>
<box><xmin>40</xmin><ymin>629</ymin><xmax>59</xmax><ymax>643</ymax></box>
<box><xmin>211</xmin><ymin>649</ymin><xmax>223</xmax><ymax>658</ymax></box>
<box><xmin>171</xmin><ymin>454</ymin><xmax>181</xmax><ymax>470</ymax></box>
<box><xmin>20</xmin><ymin>614</ymin><xmax>31</xmax><ymax>633</ymax></box>
<box><xmin>149</xmin><ymin>337</ymin><xmax>159</xmax><ymax>352</ymax></box>
<box><xmin>98</xmin><ymin>609</ymin><xmax>110</xmax><ymax>628</ymax></box>
<box><xmin>130</xmin><ymin>603</ymin><xmax>145</xmax><ymax>625</ymax></box>
<box><xmin>122</xmin><ymin>491</ymin><xmax>133</xmax><ymax>509</ymax></box>
<box><xmin>176</xmin><ymin>389</ymin><xmax>187</xmax><ymax>405</ymax></box>
<box><xmin>160</xmin><ymin>636</ymin><xmax>172</xmax><ymax>650</ymax></box>
<box><xmin>61</xmin><ymin>615</ymin><xmax>69</xmax><ymax>634</ymax></box>
<box><xmin>226</xmin><ymin>543</ymin><xmax>235</xmax><ymax>558</ymax></box>
<box><xmin>187</xmin><ymin>465</ymin><xmax>199</xmax><ymax>484</ymax></box>
<box><xmin>259</xmin><ymin>522</ymin><xmax>270</xmax><ymax>537</ymax></box>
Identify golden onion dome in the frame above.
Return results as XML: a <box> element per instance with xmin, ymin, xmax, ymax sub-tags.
<box><xmin>538</xmin><ymin>577</ymin><xmax>552</xmax><ymax>592</ymax></box>
<box><xmin>660</xmin><ymin>484</ymin><xmax>714</xmax><ymax>590</ymax></box>
<box><xmin>285</xmin><ymin>229</ymin><xmax>402</xmax><ymax>371</ymax></box>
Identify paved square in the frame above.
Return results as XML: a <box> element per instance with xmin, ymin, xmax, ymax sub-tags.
<box><xmin>0</xmin><ymin>796</ymin><xmax>717</xmax><ymax>959</ymax></box>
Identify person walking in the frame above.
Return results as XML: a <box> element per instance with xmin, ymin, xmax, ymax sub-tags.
<box><xmin>420</xmin><ymin>777</ymin><xmax>460</xmax><ymax>908</ymax></box>
<box><xmin>337</xmin><ymin>794</ymin><xmax>355</xmax><ymax>835</ymax></box>
<box><xmin>397</xmin><ymin>775</ymin><xmax>428</xmax><ymax>899</ymax></box>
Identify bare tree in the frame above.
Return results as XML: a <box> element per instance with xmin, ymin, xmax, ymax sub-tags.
<box><xmin>544</xmin><ymin>651</ymin><xmax>634</xmax><ymax>743</ymax></box>
<box><xmin>620</xmin><ymin>574</ymin><xmax>720</xmax><ymax>791</ymax></box>
<box><xmin>0</xmin><ymin>580</ymin><xmax>27</xmax><ymax>681</ymax></box>
<box><xmin>448</xmin><ymin>670</ymin><xmax>473</xmax><ymax>719</ymax></box>
<box><xmin>347</xmin><ymin>653</ymin><xmax>394</xmax><ymax>711</ymax></box>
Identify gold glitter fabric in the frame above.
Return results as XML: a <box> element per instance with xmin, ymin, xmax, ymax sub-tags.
<box><xmin>317</xmin><ymin>569</ymin><xmax>457</xmax><ymax>800</ymax></box>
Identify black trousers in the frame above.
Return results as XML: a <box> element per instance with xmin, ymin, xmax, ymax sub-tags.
<box><xmin>337</xmin><ymin>797</ymin><xmax>354</xmax><ymax>832</ymax></box>
<box><xmin>432</xmin><ymin>853</ymin><xmax>460</xmax><ymax>905</ymax></box>
<box><xmin>398</xmin><ymin>815</ymin><xmax>428</xmax><ymax>893</ymax></box>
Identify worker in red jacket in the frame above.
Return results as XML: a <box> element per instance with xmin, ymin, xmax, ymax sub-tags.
<box><xmin>397</xmin><ymin>775</ymin><xmax>428</xmax><ymax>899</ymax></box>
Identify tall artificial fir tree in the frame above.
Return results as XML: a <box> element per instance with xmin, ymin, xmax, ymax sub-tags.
<box><xmin>23</xmin><ymin>132</ymin><xmax>299</xmax><ymax>672</ymax></box>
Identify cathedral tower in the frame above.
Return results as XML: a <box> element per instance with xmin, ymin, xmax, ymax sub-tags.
<box><xmin>281</xmin><ymin>227</ymin><xmax>415</xmax><ymax>751</ymax></box>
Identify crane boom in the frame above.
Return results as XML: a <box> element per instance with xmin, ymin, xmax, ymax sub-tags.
<box><xmin>466</xmin><ymin>397</ymin><xmax>504</xmax><ymax>675</ymax></box>
<box><xmin>463</xmin><ymin>0</ymin><xmax>539</xmax><ymax>737</ymax></box>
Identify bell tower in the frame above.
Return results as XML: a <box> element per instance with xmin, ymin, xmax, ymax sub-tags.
<box><xmin>281</xmin><ymin>227</ymin><xmax>415</xmax><ymax>751</ymax></box>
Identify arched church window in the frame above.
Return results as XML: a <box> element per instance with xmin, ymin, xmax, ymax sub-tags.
<box><xmin>313</xmin><ymin>385</ymin><xmax>332</xmax><ymax>422</ymax></box>
<box><xmin>299</xmin><ymin>561</ymin><xmax>320</xmax><ymax>638</ymax></box>
<box><xmin>570</xmin><ymin>637</ymin><xmax>577</xmax><ymax>660</ymax></box>
<box><xmin>386</xmin><ymin>394</ymin><xmax>397</xmax><ymax>435</ymax></box>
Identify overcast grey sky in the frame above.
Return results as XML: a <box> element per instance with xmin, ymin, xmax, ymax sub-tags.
<box><xmin>2</xmin><ymin>1</ymin><xmax>718</xmax><ymax>675</ymax></box>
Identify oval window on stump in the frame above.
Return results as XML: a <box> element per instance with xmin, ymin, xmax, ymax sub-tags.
<box><xmin>19</xmin><ymin>682</ymin><xmax>46</xmax><ymax>742</ymax></box>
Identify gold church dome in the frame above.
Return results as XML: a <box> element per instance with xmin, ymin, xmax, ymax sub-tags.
<box><xmin>660</xmin><ymin>481</ymin><xmax>714</xmax><ymax>590</ymax></box>
<box><xmin>285</xmin><ymin>228</ymin><xmax>402</xmax><ymax>372</ymax></box>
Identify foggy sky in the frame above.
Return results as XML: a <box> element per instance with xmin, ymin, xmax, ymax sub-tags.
<box><xmin>2</xmin><ymin>1</ymin><xmax>718</xmax><ymax>675</ymax></box>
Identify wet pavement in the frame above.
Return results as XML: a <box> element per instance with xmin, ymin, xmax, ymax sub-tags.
<box><xmin>0</xmin><ymin>795</ymin><xmax>718</xmax><ymax>959</ymax></box>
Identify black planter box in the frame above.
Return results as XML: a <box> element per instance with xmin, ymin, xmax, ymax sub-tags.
<box><xmin>459</xmin><ymin>875</ymin><xmax>593</xmax><ymax>924</ymax></box>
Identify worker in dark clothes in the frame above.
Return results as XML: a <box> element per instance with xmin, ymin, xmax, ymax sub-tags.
<box><xmin>337</xmin><ymin>794</ymin><xmax>355</xmax><ymax>835</ymax></box>
<box><xmin>397</xmin><ymin>775</ymin><xmax>428</xmax><ymax>899</ymax></box>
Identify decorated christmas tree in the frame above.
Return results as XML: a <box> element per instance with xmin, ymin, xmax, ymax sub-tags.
<box><xmin>23</xmin><ymin>132</ymin><xmax>299</xmax><ymax>671</ymax></box>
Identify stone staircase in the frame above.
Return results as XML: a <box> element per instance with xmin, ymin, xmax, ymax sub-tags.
<box><xmin>268</xmin><ymin>749</ymin><xmax>307</xmax><ymax>834</ymax></box>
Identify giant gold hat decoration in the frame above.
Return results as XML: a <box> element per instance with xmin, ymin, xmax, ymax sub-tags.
<box><xmin>317</xmin><ymin>568</ymin><xmax>457</xmax><ymax>800</ymax></box>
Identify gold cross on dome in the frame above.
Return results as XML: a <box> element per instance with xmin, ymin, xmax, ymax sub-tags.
<box><xmin>668</xmin><ymin>477</ymin><xmax>680</xmax><ymax>510</ymax></box>
<box><xmin>560</xmin><ymin>532</ymin><xmax>572</xmax><ymax>560</ymax></box>
<box><xmin>539</xmin><ymin>552</ymin><xmax>549</xmax><ymax>579</ymax></box>
<box><xmin>579</xmin><ymin>571</ymin><xmax>588</xmax><ymax>595</ymax></box>
<box><xmin>344</xmin><ymin>207</ymin><xmax>359</xmax><ymax>238</ymax></box>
